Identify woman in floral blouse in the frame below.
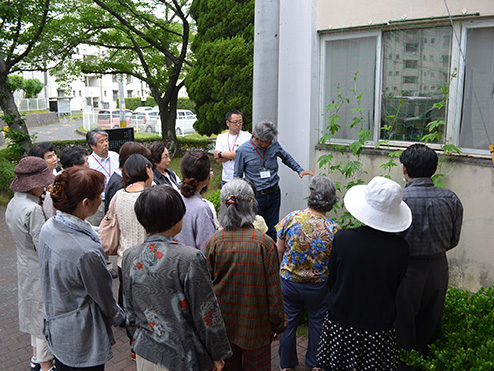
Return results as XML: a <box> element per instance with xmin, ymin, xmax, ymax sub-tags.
<box><xmin>122</xmin><ymin>185</ymin><xmax>231</xmax><ymax>371</ymax></box>
<box><xmin>275</xmin><ymin>175</ymin><xmax>340</xmax><ymax>371</ymax></box>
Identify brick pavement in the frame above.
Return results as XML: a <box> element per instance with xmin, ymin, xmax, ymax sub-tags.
<box><xmin>0</xmin><ymin>207</ymin><xmax>311</xmax><ymax>371</ymax></box>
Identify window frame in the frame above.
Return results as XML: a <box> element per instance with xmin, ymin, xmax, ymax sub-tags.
<box><xmin>319</xmin><ymin>19</ymin><xmax>494</xmax><ymax>156</ymax></box>
<box><xmin>319</xmin><ymin>29</ymin><xmax>383</xmax><ymax>145</ymax></box>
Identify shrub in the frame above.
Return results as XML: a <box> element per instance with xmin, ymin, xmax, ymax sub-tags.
<box><xmin>123</xmin><ymin>97</ymin><xmax>196</xmax><ymax>113</ymax></box>
<box><xmin>0</xmin><ymin>155</ymin><xmax>16</xmax><ymax>199</ymax></box>
<box><xmin>206</xmin><ymin>190</ymin><xmax>221</xmax><ymax>212</ymax></box>
<box><xmin>400</xmin><ymin>286</ymin><xmax>494</xmax><ymax>370</ymax></box>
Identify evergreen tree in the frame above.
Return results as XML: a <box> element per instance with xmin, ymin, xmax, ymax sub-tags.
<box><xmin>186</xmin><ymin>0</ymin><xmax>254</xmax><ymax>136</ymax></box>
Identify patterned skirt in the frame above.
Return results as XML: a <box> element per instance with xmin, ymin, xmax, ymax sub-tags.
<box><xmin>316</xmin><ymin>316</ymin><xmax>398</xmax><ymax>371</ymax></box>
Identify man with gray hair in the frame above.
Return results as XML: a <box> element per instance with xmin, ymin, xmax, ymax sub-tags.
<box><xmin>86</xmin><ymin>129</ymin><xmax>120</xmax><ymax>223</ymax></box>
<box><xmin>86</xmin><ymin>129</ymin><xmax>120</xmax><ymax>279</ymax></box>
<box><xmin>234</xmin><ymin>121</ymin><xmax>313</xmax><ymax>240</ymax></box>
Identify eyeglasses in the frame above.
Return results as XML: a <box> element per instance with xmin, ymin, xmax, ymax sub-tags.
<box><xmin>228</xmin><ymin>120</ymin><xmax>243</xmax><ymax>126</ymax></box>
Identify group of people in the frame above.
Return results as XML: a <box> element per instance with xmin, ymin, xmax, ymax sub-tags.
<box><xmin>6</xmin><ymin>114</ymin><xmax>463</xmax><ymax>371</ymax></box>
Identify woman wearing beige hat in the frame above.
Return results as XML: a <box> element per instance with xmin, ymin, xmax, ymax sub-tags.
<box><xmin>316</xmin><ymin>176</ymin><xmax>411</xmax><ymax>371</ymax></box>
<box><xmin>5</xmin><ymin>156</ymin><xmax>55</xmax><ymax>371</ymax></box>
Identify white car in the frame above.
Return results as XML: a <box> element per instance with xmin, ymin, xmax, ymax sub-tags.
<box><xmin>147</xmin><ymin>109</ymin><xmax>197</xmax><ymax>136</ymax></box>
<box><xmin>128</xmin><ymin>111</ymin><xmax>159</xmax><ymax>133</ymax></box>
<box><xmin>133</xmin><ymin>106</ymin><xmax>154</xmax><ymax>114</ymax></box>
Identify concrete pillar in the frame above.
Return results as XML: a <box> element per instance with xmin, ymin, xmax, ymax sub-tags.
<box><xmin>252</xmin><ymin>0</ymin><xmax>280</xmax><ymax>127</ymax></box>
<box><xmin>277</xmin><ymin>0</ymin><xmax>319</xmax><ymax>217</ymax></box>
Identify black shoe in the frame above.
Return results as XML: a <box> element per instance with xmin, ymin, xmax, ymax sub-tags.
<box><xmin>30</xmin><ymin>358</ymin><xmax>41</xmax><ymax>371</ymax></box>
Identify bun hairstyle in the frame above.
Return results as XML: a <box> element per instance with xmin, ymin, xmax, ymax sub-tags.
<box><xmin>50</xmin><ymin>167</ymin><xmax>105</xmax><ymax>214</ymax></box>
<box><xmin>179</xmin><ymin>151</ymin><xmax>210</xmax><ymax>198</ymax></box>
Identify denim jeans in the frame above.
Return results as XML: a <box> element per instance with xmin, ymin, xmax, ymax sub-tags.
<box><xmin>255</xmin><ymin>188</ymin><xmax>281</xmax><ymax>241</ymax></box>
<box><xmin>278</xmin><ymin>278</ymin><xmax>330</xmax><ymax>368</ymax></box>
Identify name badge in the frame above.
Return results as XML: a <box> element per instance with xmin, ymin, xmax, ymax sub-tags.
<box><xmin>260</xmin><ymin>170</ymin><xmax>271</xmax><ymax>179</ymax></box>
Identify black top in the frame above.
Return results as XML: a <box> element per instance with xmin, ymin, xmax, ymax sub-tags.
<box><xmin>152</xmin><ymin>167</ymin><xmax>180</xmax><ymax>189</ymax></box>
<box><xmin>327</xmin><ymin>226</ymin><xmax>409</xmax><ymax>332</ymax></box>
<box><xmin>104</xmin><ymin>172</ymin><xmax>123</xmax><ymax>214</ymax></box>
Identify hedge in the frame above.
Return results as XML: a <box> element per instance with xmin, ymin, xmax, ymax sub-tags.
<box><xmin>123</xmin><ymin>97</ymin><xmax>197</xmax><ymax>113</ymax></box>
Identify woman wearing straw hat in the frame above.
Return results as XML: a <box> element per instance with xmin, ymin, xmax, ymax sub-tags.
<box><xmin>5</xmin><ymin>156</ymin><xmax>55</xmax><ymax>371</ymax></box>
<box><xmin>316</xmin><ymin>176</ymin><xmax>411</xmax><ymax>371</ymax></box>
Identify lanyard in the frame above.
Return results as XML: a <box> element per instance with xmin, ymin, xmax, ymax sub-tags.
<box><xmin>250</xmin><ymin>139</ymin><xmax>267</xmax><ymax>168</ymax></box>
<box><xmin>92</xmin><ymin>154</ymin><xmax>111</xmax><ymax>178</ymax></box>
<box><xmin>228</xmin><ymin>132</ymin><xmax>239</xmax><ymax>152</ymax></box>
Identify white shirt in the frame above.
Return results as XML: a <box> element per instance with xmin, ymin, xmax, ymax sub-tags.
<box><xmin>88</xmin><ymin>151</ymin><xmax>120</xmax><ymax>198</ymax></box>
<box><xmin>215</xmin><ymin>130</ymin><xmax>251</xmax><ymax>182</ymax></box>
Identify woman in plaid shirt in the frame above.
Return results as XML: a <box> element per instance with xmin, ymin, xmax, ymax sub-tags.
<box><xmin>205</xmin><ymin>178</ymin><xmax>287</xmax><ymax>371</ymax></box>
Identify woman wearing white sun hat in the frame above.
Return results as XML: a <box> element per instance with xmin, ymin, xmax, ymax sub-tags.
<box><xmin>316</xmin><ymin>176</ymin><xmax>411</xmax><ymax>371</ymax></box>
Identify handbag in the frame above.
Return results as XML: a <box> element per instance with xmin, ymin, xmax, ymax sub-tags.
<box><xmin>99</xmin><ymin>193</ymin><xmax>120</xmax><ymax>256</ymax></box>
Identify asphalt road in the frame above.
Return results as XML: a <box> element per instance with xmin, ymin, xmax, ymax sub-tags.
<box><xmin>29</xmin><ymin>119</ymin><xmax>85</xmax><ymax>142</ymax></box>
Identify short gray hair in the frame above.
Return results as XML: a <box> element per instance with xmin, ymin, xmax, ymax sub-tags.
<box><xmin>219</xmin><ymin>178</ymin><xmax>256</xmax><ymax>230</ymax></box>
<box><xmin>252</xmin><ymin>121</ymin><xmax>278</xmax><ymax>142</ymax></box>
<box><xmin>307</xmin><ymin>175</ymin><xmax>338</xmax><ymax>212</ymax></box>
<box><xmin>86</xmin><ymin>129</ymin><xmax>108</xmax><ymax>147</ymax></box>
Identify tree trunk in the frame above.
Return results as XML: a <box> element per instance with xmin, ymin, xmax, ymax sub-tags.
<box><xmin>0</xmin><ymin>72</ymin><xmax>33</xmax><ymax>155</ymax></box>
<box><xmin>153</xmin><ymin>88</ymin><xmax>180</xmax><ymax>157</ymax></box>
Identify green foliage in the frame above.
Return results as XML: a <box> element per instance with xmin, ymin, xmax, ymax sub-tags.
<box><xmin>186</xmin><ymin>0</ymin><xmax>254</xmax><ymax>136</ymax></box>
<box><xmin>124</xmin><ymin>97</ymin><xmax>157</xmax><ymax>111</ymax></box>
<box><xmin>1</xmin><ymin>117</ymin><xmax>36</xmax><ymax>161</ymax></box>
<box><xmin>400</xmin><ymin>286</ymin><xmax>494</xmax><ymax>370</ymax></box>
<box><xmin>0</xmin><ymin>155</ymin><xmax>16</xmax><ymax>199</ymax></box>
<box><xmin>317</xmin><ymin>73</ymin><xmax>369</xmax><ymax>228</ymax></box>
<box><xmin>124</xmin><ymin>97</ymin><xmax>196</xmax><ymax>113</ymax></box>
<box><xmin>7</xmin><ymin>75</ymin><xmax>24</xmax><ymax>93</ymax></box>
<box><xmin>206</xmin><ymin>190</ymin><xmax>221</xmax><ymax>213</ymax></box>
<box><xmin>22</xmin><ymin>78</ymin><xmax>44</xmax><ymax>98</ymax></box>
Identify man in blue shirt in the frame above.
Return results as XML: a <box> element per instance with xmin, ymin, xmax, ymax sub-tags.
<box><xmin>234</xmin><ymin>121</ymin><xmax>313</xmax><ymax>240</ymax></box>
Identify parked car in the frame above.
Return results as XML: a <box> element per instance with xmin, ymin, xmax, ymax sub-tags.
<box><xmin>175</xmin><ymin>110</ymin><xmax>197</xmax><ymax>136</ymax></box>
<box><xmin>97</xmin><ymin>109</ymin><xmax>132</xmax><ymax>129</ymax></box>
<box><xmin>133</xmin><ymin>106</ymin><xmax>154</xmax><ymax>114</ymax></box>
<box><xmin>128</xmin><ymin>111</ymin><xmax>159</xmax><ymax>133</ymax></box>
<box><xmin>133</xmin><ymin>109</ymin><xmax>197</xmax><ymax>135</ymax></box>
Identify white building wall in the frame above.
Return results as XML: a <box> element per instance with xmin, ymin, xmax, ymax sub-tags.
<box><xmin>316</xmin><ymin>0</ymin><xmax>494</xmax><ymax>30</ymax></box>
<box><xmin>272</xmin><ymin>0</ymin><xmax>494</xmax><ymax>292</ymax></box>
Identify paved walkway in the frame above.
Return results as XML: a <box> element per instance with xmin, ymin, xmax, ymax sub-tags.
<box><xmin>0</xmin><ymin>207</ymin><xmax>311</xmax><ymax>371</ymax></box>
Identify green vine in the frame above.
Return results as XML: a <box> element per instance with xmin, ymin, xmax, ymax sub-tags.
<box><xmin>318</xmin><ymin>71</ymin><xmax>461</xmax><ymax>226</ymax></box>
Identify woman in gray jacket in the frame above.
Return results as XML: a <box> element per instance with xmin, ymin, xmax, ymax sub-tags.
<box><xmin>38</xmin><ymin>167</ymin><xmax>125</xmax><ymax>371</ymax></box>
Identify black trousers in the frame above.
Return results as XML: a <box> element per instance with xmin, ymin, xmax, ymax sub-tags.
<box><xmin>55</xmin><ymin>358</ymin><xmax>104</xmax><ymax>371</ymax></box>
<box><xmin>394</xmin><ymin>254</ymin><xmax>448</xmax><ymax>370</ymax></box>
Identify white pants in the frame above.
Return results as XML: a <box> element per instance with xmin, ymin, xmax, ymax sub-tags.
<box><xmin>31</xmin><ymin>335</ymin><xmax>53</xmax><ymax>363</ymax></box>
<box><xmin>136</xmin><ymin>354</ymin><xmax>170</xmax><ymax>371</ymax></box>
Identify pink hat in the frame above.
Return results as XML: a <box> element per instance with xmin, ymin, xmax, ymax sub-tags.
<box><xmin>10</xmin><ymin>156</ymin><xmax>55</xmax><ymax>192</ymax></box>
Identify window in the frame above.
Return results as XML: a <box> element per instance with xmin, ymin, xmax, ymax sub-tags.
<box><xmin>320</xmin><ymin>21</ymin><xmax>494</xmax><ymax>154</ymax></box>
<box><xmin>104</xmin><ymin>90</ymin><xmax>107</xmax><ymax>97</ymax></box>
<box><xmin>112</xmin><ymin>75</ymin><xmax>118</xmax><ymax>83</ymax></box>
<box><xmin>403</xmin><ymin>76</ymin><xmax>418</xmax><ymax>84</ymax></box>
<box><xmin>112</xmin><ymin>90</ymin><xmax>118</xmax><ymax>102</ymax></box>
<box><xmin>320</xmin><ymin>32</ymin><xmax>377</xmax><ymax>141</ymax></box>
<box><xmin>127</xmin><ymin>90</ymin><xmax>133</xmax><ymax>97</ymax></box>
<box><xmin>405</xmin><ymin>43</ymin><xmax>419</xmax><ymax>53</ymax></box>
<box><xmin>79</xmin><ymin>90</ymin><xmax>82</xmax><ymax>97</ymax></box>
<box><xmin>127</xmin><ymin>75</ymin><xmax>133</xmax><ymax>84</ymax></box>
<box><xmin>459</xmin><ymin>26</ymin><xmax>494</xmax><ymax>152</ymax></box>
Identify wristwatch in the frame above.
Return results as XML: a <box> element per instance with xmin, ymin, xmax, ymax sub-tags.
<box><xmin>218</xmin><ymin>151</ymin><xmax>223</xmax><ymax>159</ymax></box>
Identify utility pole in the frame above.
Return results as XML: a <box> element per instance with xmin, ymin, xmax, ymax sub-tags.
<box><xmin>118</xmin><ymin>75</ymin><xmax>126</xmax><ymax>127</ymax></box>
